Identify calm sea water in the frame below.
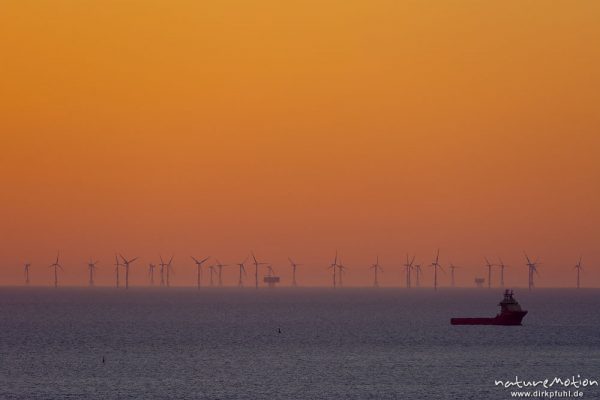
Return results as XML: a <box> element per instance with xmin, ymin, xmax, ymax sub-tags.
<box><xmin>1</xmin><ymin>288</ymin><xmax>599</xmax><ymax>399</ymax></box>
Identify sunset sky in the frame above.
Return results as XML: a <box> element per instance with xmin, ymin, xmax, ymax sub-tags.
<box><xmin>1</xmin><ymin>1</ymin><xmax>598</xmax><ymax>287</ymax></box>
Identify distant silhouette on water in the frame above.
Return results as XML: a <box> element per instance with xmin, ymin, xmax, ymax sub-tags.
<box><xmin>278</xmin><ymin>328</ymin><xmax>282</xmax><ymax>334</ymax></box>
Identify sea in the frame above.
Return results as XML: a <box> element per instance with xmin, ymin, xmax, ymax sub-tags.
<box><xmin>1</xmin><ymin>287</ymin><xmax>599</xmax><ymax>399</ymax></box>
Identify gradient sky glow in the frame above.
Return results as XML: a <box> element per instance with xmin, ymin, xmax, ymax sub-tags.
<box><xmin>1</xmin><ymin>1</ymin><xmax>599</xmax><ymax>287</ymax></box>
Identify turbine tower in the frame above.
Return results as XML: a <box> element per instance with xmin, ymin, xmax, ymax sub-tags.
<box><xmin>235</xmin><ymin>256</ymin><xmax>248</xmax><ymax>287</ymax></box>
<box><xmin>148</xmin><ymin>263</ymin><xmax>156</xmax><ymax>285</ymax></box>
<box><xmin>430</xmin><ymin>249</ymin><xmax>443</xmax><ymax>291</ymax></box>
<box><xmin>574</xmin><ymin>256</ymin><xmax>583</xmax><ymax>289</ymax></box>
<box><xmin>191</xmin><ymin>256</ymin><xmax>210</xmax><ymax>289</ymax></box>
<box><xmin>484</xmin><ymin>257</ymin><xmax>496</xmax><ymax>289</ymax></box>
<box><xmin>49</xmin><ymin>252</ymin><xmax>63</xmax><ymax>288</ymax></box>
<box><xmin>88</xmin><ymin>259</ymin><xmax>99</xmax><ymax>287</ymax></box>
<box><xmin>328</xmin><ymin>251</ymin><xmax>338</xmax><ymax>288</ymax></box>
<box><xmin>403</xmin><ymin>254</ymin><xmax>415</xmax><ymax>288</ymax></box>
<box><xmin>370</xmin><ymin>256</ymin><xmax>383</xmax><ymax>287</ymax></box>
<box><xmin>524</xmin><ymin>253</ymin><xmax>540</xmax><ymax>291</ymax></box>
<box><xmin>214</xmin><ymin>259</ymin><xmax>228</xmax><ymax>287</ymax></box>
<box><xmin>448</xmin><ymin>263</ymin><xmax>459</xmax><ymax>287</ymax></box>
<box><xmin>498</xmin><ymin>257</ymin><xmax>508</xmax><ymax>287</ymax></box>
<box><xmin>251</xmin><ymin>252</ymin><xmax>267</xmax><ymax>289</ymax></box>
<box><xmin>119</xmin><ymin>254</ymin><xmax>138</xmax><ymax>289</ymax></box>
<box><xmin>114</xmin><ymin>255</ymin><xmax>122</xmax><ymax>288</ymax></box>
<box><xmin>24</xmin><ymin>263</ymin><xmax>31</xmax><ymax>285</ymax></box>
<box><xmin>288</xmin><ymin>257</ymin><xmax>302</xmax><ymax>287</ymax></box>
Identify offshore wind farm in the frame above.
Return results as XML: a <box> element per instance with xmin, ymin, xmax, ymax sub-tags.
<box><xmin>6</xmin><ymin>250</ymin><xmax>596</xmax><ymax>290</ymax></box>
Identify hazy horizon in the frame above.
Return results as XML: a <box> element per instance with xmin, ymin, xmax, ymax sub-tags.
<box><xmin>2</xmin><ymin>250</ymin><xmax>595</xmax><ymax>288</ymax></box>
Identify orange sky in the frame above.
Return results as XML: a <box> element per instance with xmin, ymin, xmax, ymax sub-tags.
<box><xmin>1</xmin><ymin>1</ymin><xmax>599</xmax><ymax>287</ymax></box>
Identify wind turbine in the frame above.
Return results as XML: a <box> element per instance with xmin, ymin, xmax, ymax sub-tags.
<box><xmin>207</xmin><ymin>264</ymin><xmax>216</xmax><ymax>286</ymax></box>
<box><xmin>148</xmin><ymin>263</ymin><xmax>157</xmax><ymax>285</ymax></box>
<box><xmin>114</xmin><ymin>255</ymin><xmax>122</xmax><ymax>288</ymax></box>
<box><xmin>328</xmin><ymin>251</ymin><xmax>338</xmax><ymax>288</ymax></box>
<box><xmin>403</xmin><ymin>254</ymin><xmax>415</xmax><ymax>288</ymax></box>
<box><xmin>498</xmin><ymin>257</ymin><xmax>508</xmax><ymax>287</ymax></box>
<box><xmin>214</xmin><ymin>259</ymin><xmax>228</xmax><ymax>287</ymax></box>
<box><xmin>574</xmin><ymin>256</ymin><xmax>583</xmax><ymax>289</ymax></box>
<box><xmin>235</xmin><ymin>256</ymin><xmax>248</xmax><ymax>287</ymax></box>
<box><xmin>191</xmin><ymin>256</ymin><xmax>210</xmax><ymax>289</ymax></box>
<box><xmin>370</xmin><ymin>256</ymin><xmax>383</xmax><ymax>287</ymax></box>
<box><xmin>484</xmin><ymin>257</ymin><xmax>496</xmax><ymax>289</ymax></box>
<box><xmin>430</xmin><ymin>249</ymin><xmax>443</xmax><ymax>291</ymax></box>
<box><xmin>251</xmin><ymin>252</ymin><xmax>268</xmax><ymax>289</ymax></box>
<box><xmin>159</xmin><ymin>255</ymin><xmax>174</xmax><ymax>287</ymax></box>
<box><xmin>24</xmin><ymin>263</ymin><xmax>31</xmax><ymax>285</ymax></box>
<box><xmin>166</xmin><ymin>256</ymin><xmax>174</xmax><ymax>287</ymax></box>
<box><xmin>148</xmin><ymin>263</ymin><xmax>156</xmax><ymax>285</ymax></box>
<box><xmin>87</xmin><ymin>259</ymin><xmax>99</xmax><ymax>287</ymax></box>
<box><xmin>524</xmin><ymin>253</ymin><xmax>540</xmax><ymax>291</ymax></box>
<box><xmin>49</xmin><ymin>252</ymin><xmax>63</xmax><ymax>288</ymax></box>
<box><xmin>336</xmin><ymin>258</ymin><xmax>348</xmax><ymax>287</ymax></box>
<box><xmin>288</xmin><ymin>257</ymin><xmax>302</xmax><ymax>287</ymax></box>
<box><xmin>448</xmin><ymin>263</ymin><xmax>459</xmax><ymax>287</ymax></box>
<box><xmin>119</xmin><ymin>254</ymin><xmax>138</xmax><ymax>289</ymax></box>
<box><xmin>413</xmin><ymin>263</ymin><xmax>423</xmax><ymax>287</ymax></box>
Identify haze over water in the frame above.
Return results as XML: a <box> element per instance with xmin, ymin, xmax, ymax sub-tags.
<box><xmin>1</xmin><ymin>288</ymin><xmax>599</xmax><ymax>399</ymax></box>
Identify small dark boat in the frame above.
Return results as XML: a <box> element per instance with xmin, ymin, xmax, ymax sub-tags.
<box><xmin>451</xmin><ymin>289</ymin><xmax>528</xmax><ymax>326</ymax></box>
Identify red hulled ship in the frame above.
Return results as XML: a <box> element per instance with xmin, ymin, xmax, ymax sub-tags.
<box><xmin>451</xmin><ymin>289</ymin><xmax>528</xmax><ymax>326</ymax></box>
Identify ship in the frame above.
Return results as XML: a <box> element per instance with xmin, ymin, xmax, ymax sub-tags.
<box><xmin>451</xmin><ymin>289</ymin><xmax>528</xmax><ymax>326</ymax></box>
